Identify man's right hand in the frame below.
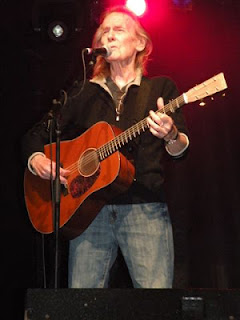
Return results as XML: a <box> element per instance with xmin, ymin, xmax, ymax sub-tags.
<box><xmin>31</xmin><ymin>154</ymin><xmax>70</xmax><ymax>185</ymax></box>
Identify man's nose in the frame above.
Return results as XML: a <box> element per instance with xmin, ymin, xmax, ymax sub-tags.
<box><xmin>108</xmin><ymin>30</ymin><xmax>115</xmax><ymax>40</ymax></box>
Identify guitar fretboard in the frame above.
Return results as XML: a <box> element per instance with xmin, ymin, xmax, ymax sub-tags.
<box><xmin>97</xmin><ymin>94</ymin><xmax>186</xmax><ymax>161</ymax></box>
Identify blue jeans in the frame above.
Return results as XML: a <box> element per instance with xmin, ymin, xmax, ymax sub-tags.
<box><xmin>68</xmin><ymin>202</ymin><xmax>174</xmax><ymax>288</ymax></box>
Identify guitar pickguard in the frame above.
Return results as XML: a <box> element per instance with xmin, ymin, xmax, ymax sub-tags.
<box><xmin>69</xmin><ymin>167</ymin><xmax>101</xmax><ymax>198</ymax></box>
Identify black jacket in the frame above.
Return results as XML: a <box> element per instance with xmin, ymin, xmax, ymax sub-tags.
<box><xmin>22</xmin><ymin>75</ymin><xmax>188</xmax><ymax>204</ymax></box>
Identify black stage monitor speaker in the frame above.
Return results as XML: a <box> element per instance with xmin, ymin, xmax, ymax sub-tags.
<box><xmin>24</xmin><ymin>288</ymin><xmax>240</xmax><ymax>320</ymax></box>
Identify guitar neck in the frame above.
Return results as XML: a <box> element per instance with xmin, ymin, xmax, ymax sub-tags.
<box><xmin>97</xmin><ymin>94</ymin><xmax>186</xmax><ymax>161</ymax></box>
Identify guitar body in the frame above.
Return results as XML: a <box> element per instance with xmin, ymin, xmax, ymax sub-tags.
<box><xmin>24</xmin><ymin>121</ymin><xmax>135</xmax><ymax>239</ymax></box>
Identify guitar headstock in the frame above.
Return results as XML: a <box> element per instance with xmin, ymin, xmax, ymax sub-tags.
<box><xmin>185</xmin><ymin>72</ymin><xmax>228</xmax><ymax>104</ymax></box>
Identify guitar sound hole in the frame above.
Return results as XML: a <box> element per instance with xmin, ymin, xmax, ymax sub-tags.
<box><xmin>78</xmin><ymin>148</ymin><xmax>99</xmax><ymax>177</ymax></box>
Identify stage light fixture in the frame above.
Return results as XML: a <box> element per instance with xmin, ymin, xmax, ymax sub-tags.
<box><xmin>47</xmin><ymin>20</ymin><xmax>68</xmax><ymax>42</ymax></box>
<box><xmin>126</xmin><ymin>0</ymin><xmax>147</xmax><ymax>17</ymax></box>
<box><xmin>52</xmin><ymin>24</ymin><xmax>64</xmax><ymax>38</ymax></box>
<box><xmin>31</xmin><ymin>0</ymin><xmax>86</xmax><ymax>43</ymax></box>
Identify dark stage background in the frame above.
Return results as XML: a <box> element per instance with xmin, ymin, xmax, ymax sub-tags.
<box><xmin>1</xmin><ymin>0</ymin><xmax>240</xmax><ymax>318</ymax></box>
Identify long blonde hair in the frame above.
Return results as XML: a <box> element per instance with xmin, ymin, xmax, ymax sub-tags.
<box><xmin>91</xmin><ymin>6</ymin><xmax>152</xmax><ymax>78</ymax></box>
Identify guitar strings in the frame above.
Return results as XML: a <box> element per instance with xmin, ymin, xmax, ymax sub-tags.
<box><xmin>62</xmin><ymin>118</ymin><xmax>149</xmax><ymax>176</ymax></box>
<box><xmin>60</xmin><ymin>97</ymin><xmax>184</xmax><ymax>178</ymax></box>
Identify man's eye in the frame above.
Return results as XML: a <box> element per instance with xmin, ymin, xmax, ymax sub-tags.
<box><xmin>102</xmin><ymin>29</ymin><xmax>109</xmax><ymax>34</ymax></box>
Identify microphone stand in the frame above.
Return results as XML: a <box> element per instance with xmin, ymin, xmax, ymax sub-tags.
<box><xmin>48</xmin><ymin>97</ymin><xmax>63</xmax><ymax>289</ymax></box>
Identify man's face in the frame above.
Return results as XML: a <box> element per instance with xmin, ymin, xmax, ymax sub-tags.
<box><xmin>99</xmin><ymin>12</ymin><xmax>142</xmax><ymax>64</ymax></box>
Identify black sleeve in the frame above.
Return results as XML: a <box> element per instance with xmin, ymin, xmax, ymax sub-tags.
<box><xmin>21</xmin><ymin>113</ymin><xmax>52</xmax><ymax>166</ymax></box>
<box><xmin>21</xmin><ymin>84</ymin><xmax>83</xmax><ymax>166</ymax></box>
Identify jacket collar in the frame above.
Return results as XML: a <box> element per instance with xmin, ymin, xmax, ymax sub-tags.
<box><xmin>90</xmin><ymin>69</ymin><xmax>142</xmax><ymax>97</ymax></box>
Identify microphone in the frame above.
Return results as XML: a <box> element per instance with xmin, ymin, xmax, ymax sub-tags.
<box><xmin>85</xmin><ymin>46</ymin><xmax>112</xmax><ymax>57</ymax></box>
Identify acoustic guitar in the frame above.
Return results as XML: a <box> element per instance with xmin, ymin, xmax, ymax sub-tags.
<box><xmin>24</xmin><ymin>72</ymin><xmax>227</xmax><ymax>239</ymax></box>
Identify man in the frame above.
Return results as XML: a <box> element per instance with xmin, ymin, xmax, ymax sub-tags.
<box><xmin>22</xmin><ymin>6</ymin><xmax>189</xmax><ymax>288</ymax></box>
